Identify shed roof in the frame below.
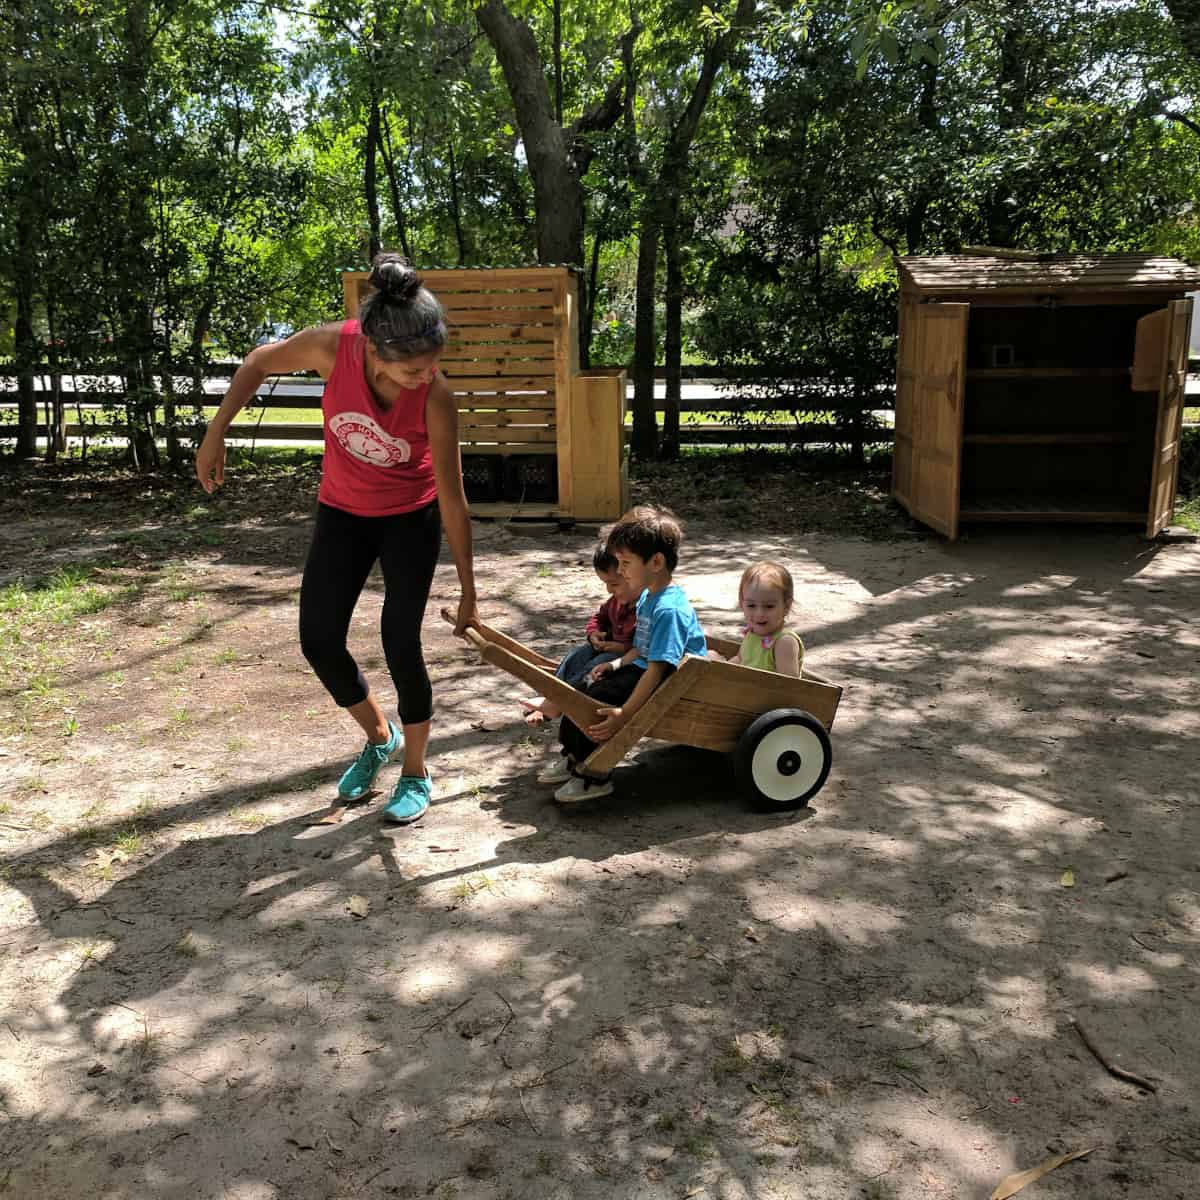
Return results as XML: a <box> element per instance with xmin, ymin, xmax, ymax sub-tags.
<box><xmin>897</xmin><ymin>254</ymin><xmax>1200</xmax><ymax>295</ymax></box>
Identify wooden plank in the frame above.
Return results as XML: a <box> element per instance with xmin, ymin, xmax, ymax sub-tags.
<box><xmin>459</xmin><ymin>444</ymin><xmax>557</xmax><ymax>456</ymax></box>
<box><xmin>965</xmin><ymin>509</ymin><xmax>1146</xmax><ymax>522</ymax></box>
<box><xmin>447</xmin><ymin>308</ymin><xmax>558</xmax><ymax>326</ymax></box>
<box><xmin>680</xmin><ymin>656</ymin><xmax>842</xmax><ymax>730</ymax></box>
<box><xmin>438</xmin><ymin>291</ymin><xmax>556</xmax><ymax>311</ymax></box>
<box><xmin>649</xmin><ymin>699</ymin><xmax>755</xmax><ymax>753</ymax></box>
<box><xmin>1147</xmin><ymin>297</ymin><xmax>1192</xmax><ymax>535</ymax></box>
<box><xmin>581</xmin><ymin>658</ymin><xmax>705</xmax><ymax>775</ymax></box>
<box><xmin>443</xmin><ymin>375</ymin><xmax>555</xmax><ymax>390</ymax></box>
<box><xmin>445</xmin><ymin>325</ymin><xmax>558</xmax><ymax>345</ymax></box>
<box><xmin>911</xmin><ymin>302</ymin><xmax>968</xmax><ymax>538</ymax></box>
<box><xmin>468</xmin><ymin>501</ymin><xmax>561</xmax><ymax>514</ymax></box>
<box><xmin>1131</xmin><ymin>308</ymin><xmax>1167</xmax><ymax>392</ymax></box>
<box><xmin>458</xmin><ymin>412</ymin><xmax>555</xmax><ymax>428</ymax></box>
<box><xmin>456</xmin><ymin>395</ymin><xmax>557</xmax><ymax>411</ymax></box>
<box><xmin>554</xmin><ymin>274</ymin><xmax>579</xmax><ymax>517</ymax></box>
<box><xmin>476</xmin><ymin>642</ymin><xmax>604</xmax><ymax>730</ymax></box>
<box><xmin>460</xmin><ymin>427</ymin><xmax>557</xmax><ymax>445</ymax></box>
<box><xmin>569</xmin><ymin>371</ymin><xmax>627</xmax><ymax>520</ymax></box>
<box><xmin>440</xmin><ymin>357</ymin><xmax>558</xmax><ymax>375</ymax></box>
<box><xmin>443</xmin><ymin>610</ymin><xmax>559</xmax><ymax>670</ymax></box>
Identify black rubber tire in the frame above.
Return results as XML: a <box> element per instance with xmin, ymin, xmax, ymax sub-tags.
<box><xmin>733</xmin><ymin>707</ymin><xmax>833</xmax><ymax>811</ymax></box>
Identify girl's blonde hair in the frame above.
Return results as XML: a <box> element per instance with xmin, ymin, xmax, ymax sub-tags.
<box><xmin>739</xmin><ymin>561</ymin><xmax>794</xmax><ymax>609</ymax></box>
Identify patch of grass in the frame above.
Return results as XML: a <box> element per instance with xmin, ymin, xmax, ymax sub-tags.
<box><xmin>62</xmin><ymin>716</ymin><xmax>79</xmax><ymax>737</ymax></box>
<box><xmin>0</xmin><ymin>802</ymin><xmax>10</xmax><ymax>816</ymax></box>
<box><xmin>214</xmin><ymin>648</ymin><xmax>239</xmax><ymax>666</ymax></box>
<box><xmin>174</xmin><ymin>933</ymin><xmax>199</xmax><ymax>957</ymax></box>
<box><xmin>169</xmin><ymin>707</ymin><xmax>192</xmax><ymax>728</ymax></box>
<box><xmin>1175</xmin><ymin>493</ymin><xmax>1200</xmax><ymax>533</ymax></box>
<box><xmin>113</xmin><ymin>827</ymin><xmax>144</xmax><ymax>855</ymax></box>
<box><xmin>167</xmin><ymin>656</ymin><xmax>194</xmax><ymax>674</ymax></box>
<box><xmin>225</xmin><ymin>735</ymin><xmax>247</xmax><ymax>753</ymax></box>
<box><xmin>680</xmin><ymin>1132</ymin><xmax>716</xmax><ymax>1160</ymax></box>
<box><xmin>535</xmin><ymin>563</ymin><xmax>553</xmax><ymax>578</ymax></box>
<box><xmin>0</xmin><ymin>566</ymin><xmax>131</xmax><ymax>632</ymax></box>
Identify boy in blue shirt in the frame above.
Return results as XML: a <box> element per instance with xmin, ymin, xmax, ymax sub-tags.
<box><xmin>538</xmin><ymin>504</ymin><xmax>707</xmax><ymax>802</ymax></box>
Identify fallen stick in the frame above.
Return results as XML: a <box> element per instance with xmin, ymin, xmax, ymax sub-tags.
<box><xmin>1070</xmin><ymin>1017</ymin><xmax>1157</xmax><ymax>1093</ymax></box>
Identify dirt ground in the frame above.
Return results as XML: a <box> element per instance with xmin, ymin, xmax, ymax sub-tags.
<box><xmin>1</xmin><ymin>461</ymin><xmax>1199</xmax><ymax>1200</ymax></box>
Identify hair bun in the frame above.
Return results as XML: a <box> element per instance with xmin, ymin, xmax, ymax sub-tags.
<box><xmin>369</xmin><ymin>253</ymin><xmax>421</xmax><ymax>303</ymax></box>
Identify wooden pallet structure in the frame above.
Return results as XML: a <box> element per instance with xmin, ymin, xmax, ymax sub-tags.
<box><xmin>342</xmin><ymin>265</ymin><xmax>629</xmax><ymax>521</ymax></box>
<box><xmin>446</xmin><ymin>609</ymin><xmax>844</xmax><ymax>808</ymax></box>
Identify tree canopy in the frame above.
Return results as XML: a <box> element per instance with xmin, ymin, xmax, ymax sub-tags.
<box><xmin>3</xmin><ymin>0</ymin><xmax>1200</xmax><ymax>460</ymax></box>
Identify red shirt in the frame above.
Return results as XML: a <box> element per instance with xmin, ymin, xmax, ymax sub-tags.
<box><xmin>317</xmin><ymin>320</ymin><xmax>438</xmax><ymax>517</ymax></box>
<box><xmin>586</xmin><ymin>596</ymin><xmax>637</xmax><ymax>645</ymax></box>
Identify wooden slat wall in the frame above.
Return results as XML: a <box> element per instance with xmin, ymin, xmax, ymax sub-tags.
<box><xmin>341</xmin><ymin>267</ymin><xmax>575</xmax><ymax>460</ymax></box>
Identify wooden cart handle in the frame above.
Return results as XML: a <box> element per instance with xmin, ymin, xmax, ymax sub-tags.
<box><xmin>441</xmin><ymin>606</ymin><xmax>488</xmax><ymax>651</ymax></box>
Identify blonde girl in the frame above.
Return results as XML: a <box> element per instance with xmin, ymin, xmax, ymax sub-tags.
<box><xmin>730</xmin><ymin>561</ymin><xmax>803</xmax><ymax>677</ymax></box>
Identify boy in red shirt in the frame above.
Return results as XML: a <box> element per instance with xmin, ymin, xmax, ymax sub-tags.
<box><xmin>521</xmin><ymin>540</ymin><xmax>638</xmax><ymax>725</ymax></box>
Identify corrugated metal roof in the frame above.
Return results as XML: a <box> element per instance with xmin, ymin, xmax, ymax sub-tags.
<box><xmin>898</xmin><ymin>254</ymin><xmax>1200</xmax><ymax>294</ymax></box>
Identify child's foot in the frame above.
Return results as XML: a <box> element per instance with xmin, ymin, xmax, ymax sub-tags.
<box><xmin>553</xmin><ymin>773</ymin><xmax>613</xmax><ymax>803</ymax></box>
<box><xmin>337</xmin><ymin>721</ymin><xmax>401</xmax><ymax>799</ymax></box>
<box><xmin>535</xmin><ymin>755</ymin><xmax>575</xmax><ymax>785</ymax></box>
<box><xmin>383</xmin><ymin>772</ymin><xmax>431</xmax><ymax>824</ymax></box>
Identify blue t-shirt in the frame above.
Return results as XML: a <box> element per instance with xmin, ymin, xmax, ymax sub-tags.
<box><xmin>633</xmin><ymin>584</ymin><xmax>708</xmax><ymax>670</ymax></box>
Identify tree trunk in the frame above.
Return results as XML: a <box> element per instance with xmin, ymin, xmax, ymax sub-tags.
<box><xmin>1164</xmin><ymin>0</ymin><xmax>1200</xmax><ymax>62</ymax></box>
<box><xmin>379</xmin><ymin>113</ymin><xmax>414</xmax><ymax>260</ymax></box>
<box><xmin>13</xmin><ymin>273</ymin><xmax>39</xmax><ymax>459</ymax></box>
<box><xmin>365</xmin><ymin>86</ymin><xmax>383</xmax><ymax>261</ymax></box>
<box><xmin>583</xmin><ymin>222</ymin><xmax>604</xmax><ymax>369</ymax></box>
<box><xmin>904</xmin><ymin>56</ymin><xmax>939</xmax><ymax>254</ymax></box>
<box><xmin>447</xmin><ymin>139</ymin><xmax>468</xmax><ymax>264</ymax></box>
<box><xmin>661</xmin><ymin>216</ymin><xmax>683</xmax><ymax>460</ymax></box>
<box><xmin>985</xmin><ymin>17</ymin><xmax>1029</xmax><ymax>247</ymax></box>
<box><xmin>630</xmin><ymin>219</ymin><xmax>659</xmax><ymax>460</ymax></box>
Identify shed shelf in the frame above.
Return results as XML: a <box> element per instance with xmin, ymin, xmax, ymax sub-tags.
<box><xmin>892</xmin><ymin>253</ymin><xmax>1199</xmax><ymax>539</ymax></box>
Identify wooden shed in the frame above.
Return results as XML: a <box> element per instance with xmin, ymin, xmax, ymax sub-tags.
<box><xmin>342</xmin><ymin>265</ymin><xmax>629</xmax><ymax>522</ymax></box>
<box><xmin>892</xmin><ymin>253</ymin><xmax>1200</xmax><ymax>539</ymax></box>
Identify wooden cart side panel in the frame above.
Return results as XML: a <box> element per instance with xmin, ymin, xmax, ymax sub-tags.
<box><xmin>650</xmin><ymin>700</ymin><xmax>758</xmax><ymax>753</ymax></box>
<box><xmin>909</xmin><ymin>302</ymin><xmax>968</xmax><ymax>539</ymax></box>
<box><xmin>892</xmin><ymin>289</ymin><xmax>919</xmax><ymax>509</ymax></box>
<box><xmin>665</xmin><ymin>657</ymin><xmax>842</xmax><ymax>731</ymax></box>
<box><xmin>1146</xmin><ymin>297</ymin><xmax>1192</xmax><ymax>536</ymax></box>
<box><xmin>581</xmin><ymin>659</ymin><xmax>703</xmax><ymax>775</ymax></box>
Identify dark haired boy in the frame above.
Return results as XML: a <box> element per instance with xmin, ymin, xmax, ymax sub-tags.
<box><xmin>521</xmin><ymin>538</ymin><xmax>638</xmax><ymax>724</ymax></box>
<box><xmin>538</xmin><ymin>505</ymin><xmax>707</xmax><ymax>802</ymax></box>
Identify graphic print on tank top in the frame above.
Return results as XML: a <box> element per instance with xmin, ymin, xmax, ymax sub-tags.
<box><xmin>327</xmin><ymin>411</ymin><xmax>412</xmax><ymax>468</ymax></box>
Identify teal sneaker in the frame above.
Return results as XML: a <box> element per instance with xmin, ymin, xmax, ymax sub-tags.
<box><xmin>383</xmin><ymin>773</ymin><xmax>432</xmax><ymax>825</ymax></box>
<box><xmin>337</xmin><ymin>721</ymin><xmax>401</xmax><ymax>799</ymax></box>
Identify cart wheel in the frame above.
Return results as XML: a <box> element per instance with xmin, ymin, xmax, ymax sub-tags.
<box><xmin>734</xmin><ymin>708</ymin><xmax>832</xmax><ymax>811</ymax></box>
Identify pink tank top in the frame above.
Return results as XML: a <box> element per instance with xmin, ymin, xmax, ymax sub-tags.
<box><xmin>318</xmin><ymin>320</ymin><xmax>438</xmax><ymax>517</ymax></box>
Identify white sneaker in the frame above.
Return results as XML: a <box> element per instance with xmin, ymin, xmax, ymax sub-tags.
<box><xmin>553</xmin><ymin>774</ymin><xmax>614</xmax><ymax>803</ymax></box>
<box><xmin>535</xmin><ymin>757</ymin><xmax>574</xmax><ymax>785</ymax></box>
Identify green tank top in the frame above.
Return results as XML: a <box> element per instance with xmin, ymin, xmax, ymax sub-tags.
<box><xmin>739</xmin><ymin>628</ymin><xmax>804</xmax><ymax>673</ymax></box>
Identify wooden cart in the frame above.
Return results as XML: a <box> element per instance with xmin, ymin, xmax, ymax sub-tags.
<box><xmin>446</xmin><ymin>610</ymin><xmax>843</xmax><ymax>809</ymax></box>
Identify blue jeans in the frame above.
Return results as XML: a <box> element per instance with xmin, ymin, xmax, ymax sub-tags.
<box><xmin>556</xmin><ymin>643</ymin><xmax>621</xmax><ymax>690</ymax></box>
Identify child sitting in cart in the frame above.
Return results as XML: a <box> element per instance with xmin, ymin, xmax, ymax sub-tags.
<box><xmin>520</xmin><ymin>538</ymin><xmax>638</xmax><ymax>725</ymax></box>
<box><xmin>725</xmin><ymin>561</ymin><xmax>804</xmax><ymax>677</ymax></box>
<box><xmin>537</xmin><ymin>504</ymin><xmax>708</xmax><ymax>803</ymax></box>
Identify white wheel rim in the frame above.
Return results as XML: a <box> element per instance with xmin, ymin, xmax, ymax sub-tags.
<box><xmin>751</xmin><ymin>723</ymin><xmax>826</xmax><ymax>803</ymax></box>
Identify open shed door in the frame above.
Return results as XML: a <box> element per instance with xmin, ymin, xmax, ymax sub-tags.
<box><xmin>900</xmin><ymin>302</ymin><xmax>968</xmax><ymax>538</ymax></box>
<box><xmin>1146</xmin><ymin>297</ymin><xmax>1192</xmax><ymax>537</ymax></box>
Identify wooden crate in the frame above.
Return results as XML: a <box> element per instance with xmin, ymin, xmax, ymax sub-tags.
<box><xmin>341</xmin><ymin>266</ymin><xmax>629</xmax><ymax>522</ymax></box>
<box><xmin>892</xmin><ymin>254</ymin><xmax>1200</xmax><ymax>539</ymax></box>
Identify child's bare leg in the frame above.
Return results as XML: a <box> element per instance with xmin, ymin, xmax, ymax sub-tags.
<box><xmin>520</xmin><ymin>696</ymin><xmax>562</xmax><ymax>724</ymax></box>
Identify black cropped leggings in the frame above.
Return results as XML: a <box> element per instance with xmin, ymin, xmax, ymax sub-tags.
<box><xmin>299</xmin><ymin>501</ymin><xmax>441</xmax><ymax>724</ymax></box>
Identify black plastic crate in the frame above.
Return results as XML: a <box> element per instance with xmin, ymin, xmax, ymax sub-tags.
<box><xmin>502</xmin><ymin>455</ymin><xmax>558</xmax><ymax>504</ymax></box>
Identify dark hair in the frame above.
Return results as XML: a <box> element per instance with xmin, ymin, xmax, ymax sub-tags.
<box><xmin>592</xmin><ymin>538</ymin><xmax>618</xmax><ymax>574</ymax></box>
<box><xmin>606</xmin><ymin>505</ymin><xmax>683</xmax><ymax>572</ymax></box>
<box><xmin>359</xmin><ymin>252</ymin><xmax>447</xmax><ymax>360</ymax></box>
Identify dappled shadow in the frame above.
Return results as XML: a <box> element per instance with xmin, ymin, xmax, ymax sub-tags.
<box><xmin>2</xmin><ymin>512</ymin><xmax>1199</xmax><ymax>1197</ymax></box>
